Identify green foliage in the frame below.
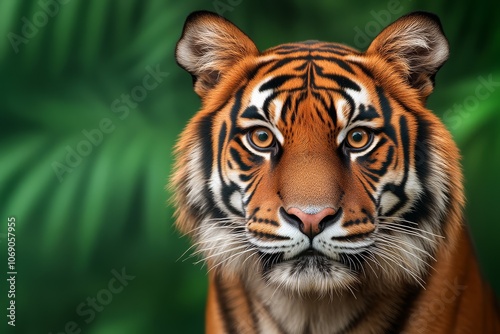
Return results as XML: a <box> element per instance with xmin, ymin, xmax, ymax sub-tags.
<box><xmin>0</xmin><ymin>0</ymin><xmax>498</xmax><ymax>332</ymax></box>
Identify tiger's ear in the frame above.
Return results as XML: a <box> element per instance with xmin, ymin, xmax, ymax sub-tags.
<box><xmin>175</xmin><ymin>11</ymin><xmax>259</xmax><ymax>98</ymax></box>
<box><xmin>367</xmin><ymin>11</ymin><xmax>449</xmax><ymax>98</ymax></box>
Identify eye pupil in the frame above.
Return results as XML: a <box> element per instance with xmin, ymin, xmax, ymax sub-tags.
<box><xmin>249</xmin><ymin>128</ymin><xmax>274</xmax><ymax>149</ymax></box>
<box><xmin>257</xmin><ymin>131</ymin><xmax>269</xmax><ymax>142</ymax></box>
<box><xmin>351</xmin><ymin>131</ymin><xmax>363</xmax><ymax>142</ymax></box>
<box><xmin>346</xmin><ymin>127</ymin><xmax>371</xmax><ymax>150</ymax></box>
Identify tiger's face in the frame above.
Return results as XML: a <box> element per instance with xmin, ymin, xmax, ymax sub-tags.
<box><xmin>173</xmin><ymin>11</ymin><xmax>460</xmax><ymax>295</ymax></box>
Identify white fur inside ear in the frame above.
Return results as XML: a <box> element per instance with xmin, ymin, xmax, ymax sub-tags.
<box><xmin>380</xmin><ymin>20</ymin><xmax>449</xmax><ymax>74</ymax></box>
<box><xmin>177</xmin><ymin>25</ymin><xmax>236</xmax><ymax>75</ymax></box>
<box><xmin>175</xmin><ymin>13</ymin><xmax>258</xmax><ymax>82</ymax></box>
<box><xmin>368</xmin><ymin>13</ymin><xmax>449</xmax><ymax>94</ymax></box>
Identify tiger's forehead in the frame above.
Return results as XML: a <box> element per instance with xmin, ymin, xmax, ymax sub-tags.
<box><xmin>238</xmin><ymin>43</ymin><xmax>382</xmax><ymax>135</ymax></box>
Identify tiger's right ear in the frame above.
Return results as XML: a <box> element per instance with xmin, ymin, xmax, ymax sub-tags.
<box><xmin>175</xmin><ymin>11</ymin><xmax>259</xmax><ymax>98</ymax></box>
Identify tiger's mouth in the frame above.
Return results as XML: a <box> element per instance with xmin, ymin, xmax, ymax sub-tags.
<box><xmin>259</xmin><ymin>247</ymin><xmax>367</xmax><ymax>293</ymax></box>
<box><xmin>301</xmin><ymin>248</ymin><xmax>323</xmax><ymax>257</ymax></box>
<box><xmin>260</xmin><ymin>244</ymin><xmax>370</xmax><ymax>273</ymax></box>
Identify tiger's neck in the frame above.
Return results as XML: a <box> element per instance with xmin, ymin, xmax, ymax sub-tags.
<box><xmin>205</xmin><ymin>225</ymin><xmax>500</xmax><ymax>334</ymax></box>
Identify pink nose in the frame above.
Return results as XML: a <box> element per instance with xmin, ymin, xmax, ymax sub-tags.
<box><xmin>286</xmin><ymin>207</ymin><xmax>337</xmax><ymax>239</ymax></box>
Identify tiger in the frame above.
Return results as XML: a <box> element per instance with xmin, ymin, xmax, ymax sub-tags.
<box><xmin>171</xmin><ymin>10</ymin><xmax>500</xmax><ymax>334</ymax></box>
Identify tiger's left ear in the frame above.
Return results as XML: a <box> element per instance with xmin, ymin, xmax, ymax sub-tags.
<box><xmin>367</xmin><ymin>11</ymin><xmax>449</xmax><ymax>98</ymax></box>
<box><xmin>176</xmin><ymin>11</ymin><xmax>259</xmax><ymax>98</ymax></box>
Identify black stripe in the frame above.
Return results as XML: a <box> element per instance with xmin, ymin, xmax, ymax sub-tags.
<box><xmin>233</xmin><ymin>136</ymin><xmax>256</xmax><ymax>157</ymax></box>
<box><xmin>335</xmin><ymin>89</ymin><xmax>356</xmax><ymax>123</ymax></box>
<box><xmin>248</xmin><ymin>230</ymin><xmax>291</xmax><ymax>240</ymax></box>
<box><xmin>352</xmin><ymin>104</ymin><xmax>381</xmax><ymax>123</ymax></box>
<box><xmin>243</xmin><ymin>175</ymin><xmax>262</xmax><ymax>205</ymax></box>
<box><xmin>198</xmin><ymin>114</ymin><xmax>214</xmax><ymax>181</ymax></box>
<box><xmin>316</xmin><ymin>43</ymin><xmax>354</xmax><ymax>53</ymax></box>
<box><xmin>332</xmin><ymin>231</ymin><xmax>373</xmax><ymax>241</ymax></box>
<box><xmin>358</xmin><ymin>171</ymin><xmax>378</xmax><ymax>191</ymax></box>
<box><xmin>313</xmin><ymin>65</ymin><xmax>361</xmax><ymax>91</ymax></box>
<box><xmin>229</xmin><ymin>89</ymin><xmax>244</xmax><ymax>137</ymax></box>
<box><xmin>267</xmin><ymin>54</ymin><xmax>354</xmax><ymax>73</ymax></box>
<box><xmin>267</xmin><ymin>57</ymin><xmax>299</xmax><ymax>72</ymax></box>
<box><xmin>384</xmin><ymin>98</ymin><xmax>443</xmax><ymax>230</ymax></box>
<box><xmin>270</xmin><ymin>44</ymin><xmax>308</xmax><ymax>51</ymax></box>
<box><xmin>251</xmin><ymin>215</ymin><xmax>279</xmax><ymax>227</ymax></box>
<box><xmin>243</xmin><ymin>289</ymin><xmax>259</xmax><ymax>333</ymax></box>
<box><xmin>214</xmin><ymin>274</ymin><xmax>238</xmax><ymax>334</ymax></box>
<box><xmin>365</xmin><ymin>144</ymin><xmax>394</xmax><ymax>177</ymax></box>
<box><xmin>376</xmin><ymin>86</ymin><xmax>397</xmax><ymax>143</ymax></box>
<box><xmin>356</xmin><ymin>174</ymin><xmax>377</xmax><ymax>205</ymax></box>
<box><xmin>401</xmin><ymin>115</ymin><xmax>443</xmax><ymax>234</ymax></box>
<box><xmin>270</xmin><ymin>42</ymin><xmax>353</xmax><ymax>55</ymax></box>
<box><xmin>386</xmin><ymin>283</ymin><xmax>424</xmax><ymax>333</ymax></box>
<box><xmin>325</xmin><ymin>94</ymin><xmax>337</xmax><ymax>126</ymax></box>
<box><xmin>262</xmin><ymin>91</ymin><xmax>280</xmax><ymax>120</ymax></box>
<box><xmin>248</xmin><ymin>207</ymin><xmax>260</xmax><ymax>220</ymax></box>
<box><xmin>217</xmin><ymin>122</ymin><xmax>228</xmax><ymax>184</ymax></box>
<box><xmin>196</xmin><ymin>114</ymin><xmax>226</xmax><ymax>220</ymax></box>
<box><xmin>218</xmin><ymin>122</ymin><xmax>243</xmax><ymax>216</ymax></box>
<box><xmin>239</xmin><ymin>172</ymin><xmax>253</xmax><ymax>182</ymax></box>
<box><xmin>229</xmin><ymin>147</ymin><xmax>251</xmax><ymax>171</ymax></box>
<box><xmin>241</xmin><ymin>106</ymin><xmax>267</xmax><ymax>122</ymax></box>
<box><xmin>259</xmin><ymin>74</ymin><xmax>296</xmax><ymax>92</ymax></box>
<box><xmin>310</xmin><ymin>55</ymin><xmax>355</xmax><ymax>74</ymax></box>
<box><xmin>280</xmin><ymin>95</ymin><xmax>293</xmax><ymax>122</ymax></box>
<box><xmin>218</xmin><ymin>122</ymin><xmax>242</xmax><ymax>216</ymax></box>
<box><xmin>221</xmin><ymin>181</ymin><xmax>244</xmax><ymax>216</ymax></box>
<box><xmin>347</xmin><ymin>60</ymin><xmax>375</xmax><ymax>79</ymax></box>
<box><xmin>294</xmin><ymin>61</ymin><xmax>309</xmax><ymax>71</ymax></box>
<box><xmin>361</xmin><ymin>168</ymin><xmax>380</xmax><ymax>184</ymax></box>
<box><xmin>382</xmin><ymin>116</ymin><xmax>410</xmax><ymax>216</ymax></box>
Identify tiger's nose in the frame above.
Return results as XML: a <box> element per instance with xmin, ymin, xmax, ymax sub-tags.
<box><xmin>282</xmin><ymin>207</ymin><xmax>339</xmax><ymax>239</ymax></box>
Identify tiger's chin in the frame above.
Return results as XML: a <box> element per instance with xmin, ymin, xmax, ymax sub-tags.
<box><xmin>262</xmin><ymin>254</ymin><xmax>361</xmax><ymax>296</ymax></box>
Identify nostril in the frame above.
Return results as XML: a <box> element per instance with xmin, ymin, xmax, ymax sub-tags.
<box><xmin>318</xmin><ymin>208</ymin><xmax>343</xmax><ymax>231</ymax></box>
<box><xmin>279</xmin><ymin>208</ymin><xmax>302</xmax><ymax>230</ymax></box>
<box><xmin>280</xmin><ymin>207</ymin><xmax>341</xmax><ymax>239</ymax></box>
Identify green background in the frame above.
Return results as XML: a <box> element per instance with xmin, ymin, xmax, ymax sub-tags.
<box><xmin>1</xmin><ymin>0</ymin><xmax>499</xmax><ymax>333</ymax></box>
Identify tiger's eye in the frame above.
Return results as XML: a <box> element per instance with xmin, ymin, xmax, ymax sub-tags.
<box><xmin>346</xmin><ymin>127</ymin><xmax>371</xmax><ymax>149</ymax></box>
<box><xmin>250</xmin><ymin>128</ymin><xmax>274</xmax><ymax>149</ymax></box>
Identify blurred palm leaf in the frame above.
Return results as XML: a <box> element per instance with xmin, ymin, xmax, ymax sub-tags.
<box><xmin>0</xmin><ymin>1</ymin><xmax>207</xmax><ymax>333</ymax></box>
<box><xmin>0</xmin><ymin>1</ymin><xmax>499</xmax><ymax>333</ymax></box>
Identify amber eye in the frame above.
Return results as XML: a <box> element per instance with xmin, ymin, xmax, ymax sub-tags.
<box><xmin>249</xmin><ymin>127</ymin><xmax>274</xmax><ymax>149</ymax></box>
<box><xmin>346</xmin><ymin>127</ymin><xmax>372</xmax><ymax>150</ymax></box>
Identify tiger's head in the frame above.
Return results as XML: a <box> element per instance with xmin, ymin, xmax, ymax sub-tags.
<box><xmin>172</xmin><ymin>11</ymin><xmax>463</xmax><ymax>295</ymax></box>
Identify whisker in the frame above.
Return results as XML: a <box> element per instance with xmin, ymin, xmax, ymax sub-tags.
<box><xmin>191</xmin><ymin>234</ymin><xmax>246</xmax><ymax>247</ymax></box>
<box><xmin>353</xmin><ymin>255</ymin><xmax>366</xmax><ymax>277</ymax></box>
<box><xmin>373</xmin><ymin>246</ymin><xmax>425</xmax><ymax>289</ymax></box>
<box><xmin>207</xmin><ymin>248</ymin><xmax>255</xmax><ymax>274</ymax></box>
<box><xmin>194</xmin><ymin>244</ymin><xmax>249</xmax><ymax>264</ymax></box>
<box><xmin>376</xmin><ymin>234</ymin><xmax>436</xmax><ymax>261</ymax></box>
<box><xmin>191</xmin><ymin>237</ymin><xmax>247</xmax><ymax>253</ymax></box>
<box><xmin>378</xmin><ymin>220</ymin><xmax>444</xmax><ymax>239</ymax></box>
<box><xmin>225</xmin><ymin>247</ymin><xmax>258</xmax><ymax>269</ymax></box>
<box><xmin>377</xmin><ymin>225</ymin><xmax>437</xmax><ymax>244</ymax></box>
<box><xmin>187</xmin><ymin>241</ymin><xmax>248</xmax><ymax>261</ymax></box>
<box><xmin>241</xmin><ymin>249</ymin><xmax>261</xmax><ymax>267</ymax></box>
<box><xmin>376</xmin><ymin>238</ymin><xmax>433</xmax><ymax>269</ymax></box>
<box><xmin>176</xmin><ymin>242</ymin><xmax>202</xmax><ymax>262</ymax></box>
<box><xmin>358</xmin><ymin>252</ymin><xmax>377</xmax><ymax>279</ymax></box>
<box><xmin>180</xmin><ymin>219</ymin><xmax>246</xmax><ymax>235</ymax></box>
<box><xmin>378</xmin><ymin>216</ymin><xmax>418</xmax><ymax>225</ymax></box>
<box><xmin>365</xmin><ymin>249</ymin><xmax>388</xmax><ymax>276</ymax></box>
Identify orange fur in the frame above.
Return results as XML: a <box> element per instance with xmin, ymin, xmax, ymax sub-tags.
<box><xmin>172</xmin><ymin>11</ymin><xmax>499</xmax><ymax>333</ymax></box>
